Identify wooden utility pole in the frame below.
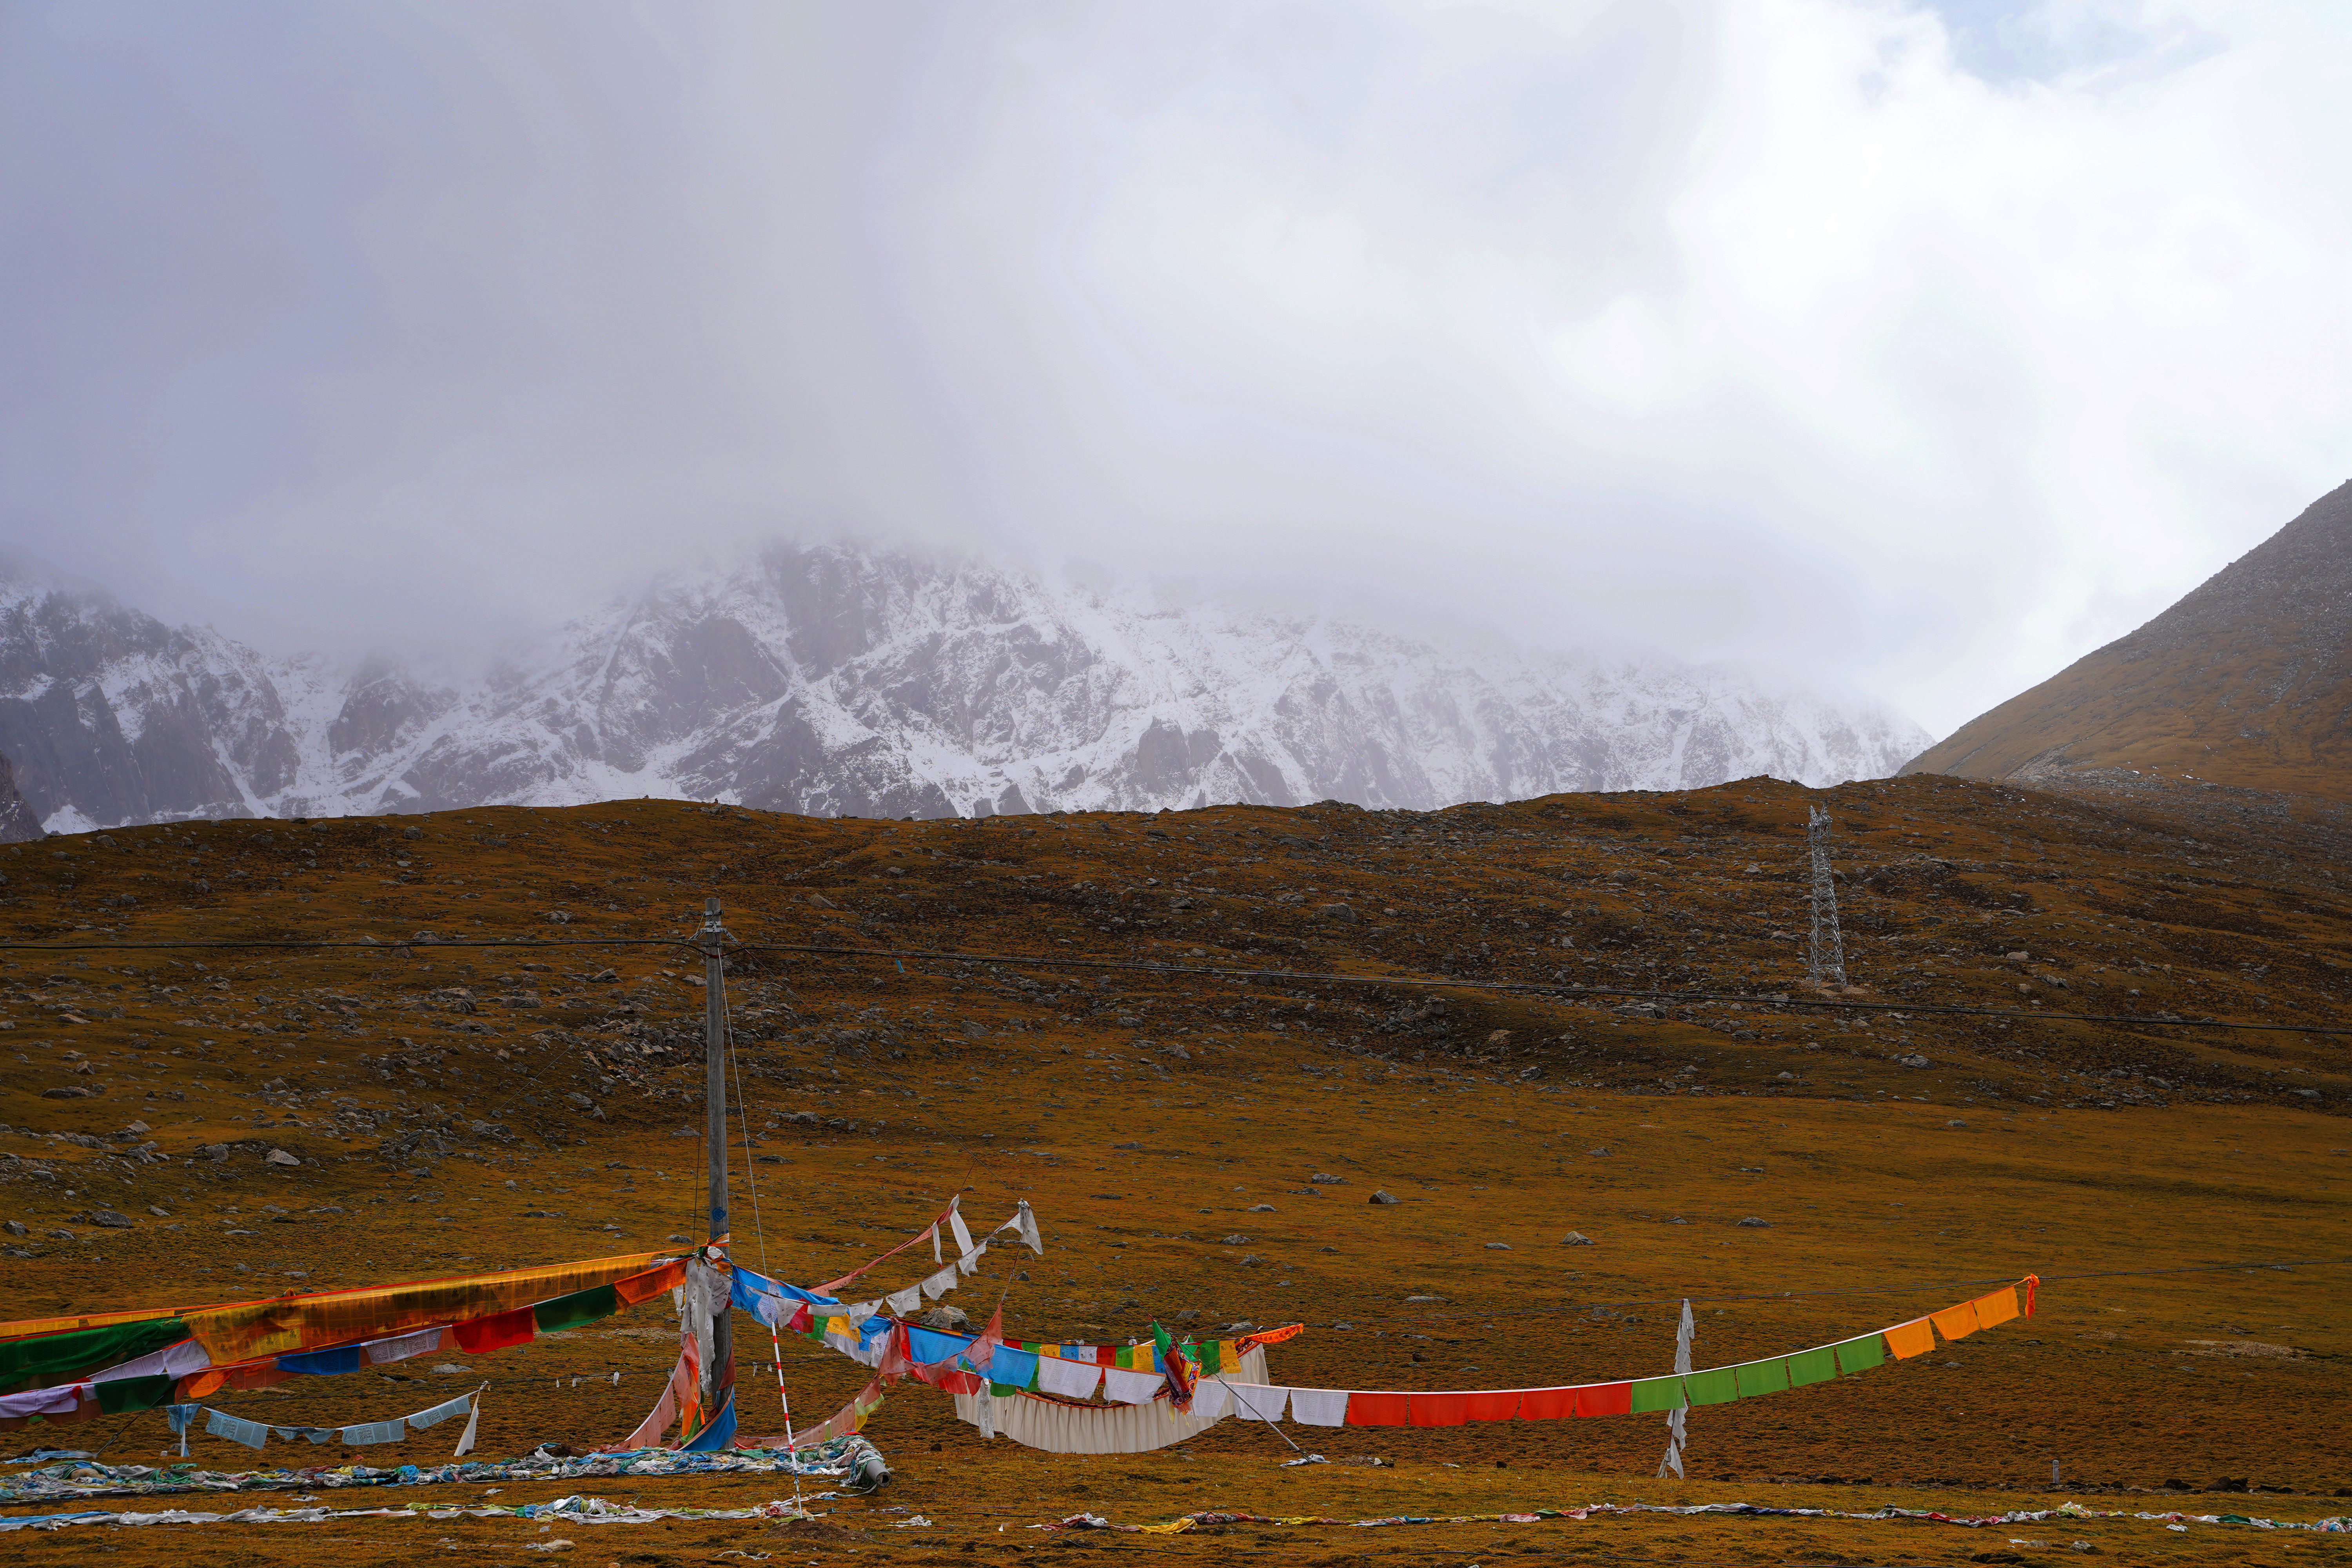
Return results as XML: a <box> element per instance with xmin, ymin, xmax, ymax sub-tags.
<box><xmin>697</xmin><ymin>896</ymin><xmax>735</xmax><ymax>1443</ymax></box>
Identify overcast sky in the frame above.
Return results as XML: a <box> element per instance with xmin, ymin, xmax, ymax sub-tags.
<box><xmin>3</xmin><ymin>0</ymin><xmax>2345</xmax><ymax>737</ymax></box>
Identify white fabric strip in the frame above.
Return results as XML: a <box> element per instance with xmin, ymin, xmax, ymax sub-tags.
<box><xmin>1285</xmin><ymin>1386</ymin><xmax>1350</xmax><ymax>1427</ymax></box>
<box><xmin>1033</xmin><ymin>1354</ymin><xmax>1102</xmax><ymax>1400</ymax></box>
<box><xmin>407</xmin><ymin>1392</ymin><xmax>473</xmax><ymax>1430</ymax></box>
<box><xmin>1099</xmin><ymin>1366</ymin><xmax>1165</xmax><ymax>1405</ymax></box>
<box><xmin>618</xmin><ymin>1348</ymin><xmax>694</xmax><ymax>1450</ymax></box>
<box><xmin>0</xmin><ymin>1382</ymin><xmax>86</xmax><ymax>1418</ymax></box>
<box><xmin>1224</xmin><ymin>1382</ymin><xmax>1289</xmax><ymax>1422</ymax></box>
<box><xmin>919</xmin><ymin>1265</ymin><xmax>958</xmax><ymax>1300</ymax></box>
<box><xmin>953</xmin><ymin>1385</ymin><xmax>1226</xmax><ymax>1455</ymax></box>
<box><xmin>885</xmin><ymin>1283</ymin><xmax>923</xmax><ymax>1317</ymax></box>
<box><xmin>364</xmin><ymin>1326</ymin><xmax>448</xmax><ymax>1366</ymax></box>
<box><xmin>91</xmin><ymin>1338</ymin><xmax>212</xmax><ymax>1383</ymax></box>
<box><xmin>949</xmin><ymin>1197</ymin><xmax>975</xmax><ymax>1260</ymax></box>
<box><xmin>1187</xmin><ymin>1378</ymin><xmax>1230</xmax><ymax>1421</ymax></box>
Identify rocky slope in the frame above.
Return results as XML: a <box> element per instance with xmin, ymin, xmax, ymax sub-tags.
<box><xmin>0</xmin><ymin>749</ymin><xmax>39</xmax><ymax>841</ymax></box>
<box><xmin>1904</xmin><ymin>478</ymin><xmax>2352</xmax><ymax>799</ymax></box>
<box><xmin>0</xmin><ymin>545</ymin><xmax>1929</xmax><ymax>831</ymax></box>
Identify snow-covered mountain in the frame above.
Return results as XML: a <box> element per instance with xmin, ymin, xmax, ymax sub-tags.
<box><xmin>0</xmin><ymin>544</ymin><xmax>1931</xmax><ymax>831</ymax></box>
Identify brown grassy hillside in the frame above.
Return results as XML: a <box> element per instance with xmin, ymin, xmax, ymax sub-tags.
<box><xmin>2</xmin><ymin>779</ymin><xmax>2350</xmax><ymax>1564</ymax></box>
<box><xmin>1905</xmin><ymin>478</ymin><xmax>2352</xmax><ymax>799</ymax></box>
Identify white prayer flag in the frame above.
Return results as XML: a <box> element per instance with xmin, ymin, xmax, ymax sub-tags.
<box><xmin>1225</xmin><ymin>1383</ymin><xmax>1289</xmax><ymax>1422</ymax></box>
<box><xmin>1100</xmin><ymin>1366</ymin><xmax>1165</xmax><ymax>1405</ymax></box>
<box><xmin>364</xmin><ymin>1325</ymin><xmax>446</xmax><ymax>1367</ymax></box>
<box><xmin>1034</xmin><ymin>1354</ymin><xmax>1102</xmax><ymax>1400</ymax></box>
<box><xmin>1286</xmin><ymin>1387</ymin><xmax>1349</xmax><ymax>1427</ymax></box>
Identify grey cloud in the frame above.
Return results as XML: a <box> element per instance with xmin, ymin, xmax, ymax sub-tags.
<box><xmin>2</xmin><ymin>0</ymin><xmax>2346</xmax><ymax>737</ymax></box>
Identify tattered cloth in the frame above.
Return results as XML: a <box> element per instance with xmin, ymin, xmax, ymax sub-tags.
<box><xmin>0</xmin><ymin>1436</ymin><xmax>889</xmax><ymax>1508</ymax></box>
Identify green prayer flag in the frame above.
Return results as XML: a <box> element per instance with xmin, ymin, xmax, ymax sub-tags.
<box><xmin>1732</xmin><ymin>1358</ymin><xmax>1790</xmax><ymax>1398</ymax></box>
<box><xmin>0</xmin><ymin>1318</ymin><xmax>188</xmax><ymax>1395</ymax></box>
<box><xmin>1196</xmin><ymin>1340</ymin><xmax>1222</xmax><ymax>1376</ymax></box>
<box><xmin>1833</xmin><ymin>1332</ymin><xmax>1886</xmax><ymax>1375</ymax></box>
<box><xmin>1786</xmin><ymin>1346</ymin><xmax>1838</xmax><ymax>1387</ymax></box>
<box><xmin>1628</xmin><ymin>1375</ymin><xmax>1686</xmax><ymax>1413</ymax></box>
<box><xmin>1683</xmin><ymin>1367</ymin><xmax>1739</xmax><ymax>1406</ymax></box>
<box><xmin>96</xmin><ymin>1374</ymin><xmax>176</xmax><ymax>1414</ymax></box>
<box><xmin>533</xmin><ymin>1283</ymin><xmax>619</xmax><ymax>1335</ymax></box>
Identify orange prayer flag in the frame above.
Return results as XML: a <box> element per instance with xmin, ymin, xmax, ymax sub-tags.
<box><xmin>183</xmin><ymin>1250</ymin><xmax>671</xmax><ymax>1365</ymax></box>
<box><xmin>1969</xmin><ymin>1286</ymin><xmax>2020</xmax><ymax>1330</ymax></box>
<box><xmin>1883</xmin><ymin>1317</ymin><xmax>1936</xmax><ymax>1359</ymax></box>
<box><xmin>1930</xmin><ymin>1299</ymin><xmax>1981</xmax><ymax>1342</ymax></box>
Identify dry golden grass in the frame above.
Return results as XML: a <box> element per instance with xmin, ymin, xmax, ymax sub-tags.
<box><xmin>2</xmin><ymin>775</ymin><xmax>2349</xmax><ymax>1564</ymax></box>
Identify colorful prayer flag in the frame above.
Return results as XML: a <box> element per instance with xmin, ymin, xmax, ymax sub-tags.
<box><xmin>1882</xmin><ymin>1318</ymin><xmax>1936</xmax><ymax>1360</ymax></box>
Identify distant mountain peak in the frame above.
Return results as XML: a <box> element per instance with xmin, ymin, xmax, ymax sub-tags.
<box><xmin>0</xmin><ymin>539</ymin><xmax>1928</xmax><ymax>830</ymax></box>
<box><xmin>1904</xmin><ymin>479</ymin><xmax>2352</xmax><ymax>798</ymax></box>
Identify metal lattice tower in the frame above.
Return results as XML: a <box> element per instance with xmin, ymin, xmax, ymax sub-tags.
<box><xmin>1807</xmin><ymin>804</ymin><xmax>1847</xmax><ymax>988</ymax></box>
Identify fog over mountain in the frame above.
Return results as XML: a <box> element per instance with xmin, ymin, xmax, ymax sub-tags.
<box><xmin>5</xmin><ymin>5</ymin><xmax>2346</xmax><ymax>745</ymax></box>
<box><xmin>0</xmin><ymin>546</ymin><xmax>1927</xmax><ymax>833</ymax></box>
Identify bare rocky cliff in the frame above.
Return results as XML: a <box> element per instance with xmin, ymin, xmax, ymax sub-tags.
<box><xmin>0</xmin><ymin>750</ymin><xmax>40</xmax><ymax>842</ymax></box>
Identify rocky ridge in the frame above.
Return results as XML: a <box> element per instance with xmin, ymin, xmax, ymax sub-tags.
<box><xmin>0</xmin><ymin>544</ymin><xmax>1929</xmax><ymax>831</ymax></box>
<box><xmin>1905</xmin><ymin>478</ymin><xmax>2352</xmax><ymax>799</ymax></box>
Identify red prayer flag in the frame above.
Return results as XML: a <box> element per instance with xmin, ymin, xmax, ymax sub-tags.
<box><xmin>1462</xmin><ymin>1391</ymin><xmax>1520</xmax><ymax>1422</ymax></box>
<box><xmin>1517</xmin><ymin>1387</ymin><xmax>1576</xmax><ymax>1420</ymax></box>
<box><xmin>1409</xmin><ymin>1393</ymin><xmax>1471</xmax><ymax>1427</ymax></box>
<box><xmin>1575</xmin><ymin>1381</ymin><xmax>1633</xmax><ymax>1417</ymax></box>
<box><xmin>1345</xmin><ymin>1392</ymin><xmax>1411</xmax><ymax>1426</ymax></box>
<box><xmin>452</xmin><ymin>1305</ymin><xmax>534</xmax><ymax>1355</ymax></box>
<box><xmin>964</xmin><ymin>1304</ymin><xmax>1004</xmax><ymax>1377</ymax></box>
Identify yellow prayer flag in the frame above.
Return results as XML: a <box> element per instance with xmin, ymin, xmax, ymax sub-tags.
<box><xmin>1929</xmin><ymin>1299</ymin><xmax>1981</xmax><ymax>1342</ymax></box>
<box><xmin>1883</xmin><ymin>1317</ymin><xmax>1936</xmax><ymax>1359</ymax></box>
<box><xmin>1969</xmin><ymin>1286</ymin><xmax>2020</xmax><ymax>1330</ymax></box>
